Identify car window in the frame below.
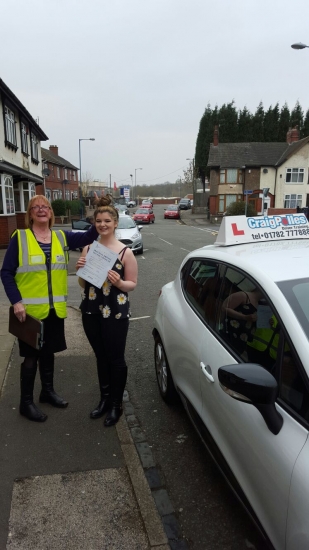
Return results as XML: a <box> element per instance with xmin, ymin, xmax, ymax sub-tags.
<box><xmin>183</xmin><ymin>259</ymin><xmax>221</xmax><ymax>326</ymax></box>
<box><xmin>276</xmin><ymin>334</ymin><xmax>309</xmax><ymax>422</ymax></box>
<box><xmin>216</xmin><ymin>267</ymin><xmax>278</xmax><ymax>371</ymax></box>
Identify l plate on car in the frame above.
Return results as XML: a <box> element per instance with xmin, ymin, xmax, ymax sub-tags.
<box><xmin>215</xmin><ymin>213</ymin><xmax>309</xmax><ymax>246</ymax></box>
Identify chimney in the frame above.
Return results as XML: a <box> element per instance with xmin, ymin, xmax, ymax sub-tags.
<box><xmin>213</xmin><ymin>125</ymin><xmax>219</xmax><ymax>146</ymax></box>
<box><xmin>49</xmin><ymin>145</ymin><xmax>58</xmax><ymax>156</ymax></box>
<box><xmin>286</xmin><ymin>126</ymin><xmax>299</xmax><ymax>144</ymax></box>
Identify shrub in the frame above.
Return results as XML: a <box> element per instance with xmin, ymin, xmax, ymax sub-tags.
<box><xmin>225</xmin><ymin>201</ymin><xmax>257</xmax><ymax>217</ymax></box>
<box><xmin>51</xmin><ymin>199</ymin><xmax>66</xmax><ymax>216</ymax></box>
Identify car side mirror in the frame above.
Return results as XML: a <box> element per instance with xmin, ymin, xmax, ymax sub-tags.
<box><xmin>218</xmin><ymin>363</ymin><xmax>283</xmax><ymax>435</ymax></box>
<box><xmin>138</xmin><ymin>225</ymin><xmax>143</xmax><ymax>230</ymax></box>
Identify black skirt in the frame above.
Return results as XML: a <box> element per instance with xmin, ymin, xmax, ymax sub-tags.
<box><xmin>18</xmin><ymin>309</ymin><xmax>67</xmax><ymax>357</ymax></box>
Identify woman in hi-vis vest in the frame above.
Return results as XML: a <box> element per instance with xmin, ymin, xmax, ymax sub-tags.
<box><xmin>1</xmin><ymin>195</ymin><xmax>99</xmax><ymax>422</ymax></box>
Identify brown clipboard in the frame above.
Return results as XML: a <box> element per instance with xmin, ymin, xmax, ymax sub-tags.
<box><xmin>9</xmin><ymin>307</ymin><xmax>44</xmax><ymax>350</ymax></box>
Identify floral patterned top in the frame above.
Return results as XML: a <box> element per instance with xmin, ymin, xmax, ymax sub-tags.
<box><xmin>80</xmin><ymin>247</ymin><xmax>130</xmax><ymax>319</ymax></box>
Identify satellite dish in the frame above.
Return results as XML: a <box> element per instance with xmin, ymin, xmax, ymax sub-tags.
<box><xmin>263</xmin><ymin>168</ymin><xmax>268</xmax><ymax>174</ymax></box>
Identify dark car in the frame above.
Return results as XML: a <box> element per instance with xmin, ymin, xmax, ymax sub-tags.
<box><xmin>179</xmin><ymin>198</ymin><xmax>191</xmax><ymax>210</ymax></box>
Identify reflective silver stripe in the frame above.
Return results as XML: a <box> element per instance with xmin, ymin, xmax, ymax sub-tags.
<box><xmin>19</xmin><ymin>230</ymin><xmax>29</xmax><ymax>266</ymax></box>
<box><xmin>55</xmin><ymin>230</ymin><xmax>65</xmax><ymax>250</ymax></box>
<box><xmin>54</xmin><ymin>230</ymin><xmax>69</xmax><ymax>270</ymax></box>
<box><xmin>50</xmin><ymin>263</ymin><xmax>67</xmax><ymax>270</ymax></box>
<box><xmin>23</xmin><ymin>295</ymin><xmax>67</xmax><ymax>305</ymax></box>
<box><xmin>16</xmin><ymin>265</ymin><xmax>46</xmax><ymax>273</ymax></box>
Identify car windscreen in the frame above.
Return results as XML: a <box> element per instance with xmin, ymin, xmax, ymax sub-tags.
<box><xmin>136</xmin><ymin>209</ymin><xmax>149</xmax><ymax>214</ymax></box>
<box><xmin>276</xmin><ymin>278</ymin><xmax>309</xmax><ymax>339</ymax></box>
<box><xmin>179</xmin><ymin>199</ymin><xmax>189</xmax><ymax>203</ymax></box>
<box><xmin>117</xmin><ymin>217</ymin><xmax>136</xmax><ymax>229</ymax></box>
<box><xmin>167</xmin><ymin>205</ymin><xmax>178</xmax><ymax>210</ymax></box>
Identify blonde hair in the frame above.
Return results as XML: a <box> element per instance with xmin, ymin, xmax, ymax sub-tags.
<box><xmin>94</xmin><ymin>194</ymin><xmax>119</xmax><ymax>223</ymax></box>
<box><xmin>25</xmin><ymin>195</ymin><xmax>55</xmax><ymax>229</ymax></box>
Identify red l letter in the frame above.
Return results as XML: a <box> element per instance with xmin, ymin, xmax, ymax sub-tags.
<box><xmin>231</xmin><ymin>223</ymin><xmax>245</xmax><ymax>236</ymax></box>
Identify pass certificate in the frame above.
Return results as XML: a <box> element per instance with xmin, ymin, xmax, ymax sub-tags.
<box><xmin>76</xmin><ymin>241</ymin><xmax>118</xmax><ymax>288</ymax></box>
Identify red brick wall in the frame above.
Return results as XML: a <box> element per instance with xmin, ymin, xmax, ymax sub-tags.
<box><xmin>245</xmin><ymin>169</ymin><xmax>260</xmax><ymax>190</ymax></box>
<box><xmin>268</xmin><ymin>208</ymin><xmax>296</xmax><ymax>215</ymax></box>
<box><xmin>16</xmin><ymin>213</ymin><xmax>26</xmax><ymax>229</ymax></box>
<box><xmin>0</xmin><ymin>216</ymin><xmax>17</xmax><ymax>248</ymax></box>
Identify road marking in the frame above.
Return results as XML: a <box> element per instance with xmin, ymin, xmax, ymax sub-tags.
<box><xmin>189</xmin><ymin>225</ymin><xmax>219</xmax><ymax>234</ymax></box>
<box><xmin>180</xmin><ymin>248</ymin><xmax>190</xmax><ymax>252</ymax></box>
<box><xmin>159</xmin><ymin>238</ymin><xmax>173</xmax><ymax>245</ymax></box>
<box><xmin>130</xmin><ymin>315</ymin><xmax>151</xmax><ymax>321</ymax></box>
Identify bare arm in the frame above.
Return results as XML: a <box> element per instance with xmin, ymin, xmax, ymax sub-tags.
<box><xmin>222</xmin><ymin>292</ymin><xmax>256</xmax><ymax>322</ymax></box>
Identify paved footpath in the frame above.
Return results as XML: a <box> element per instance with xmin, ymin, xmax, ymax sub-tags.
<box><xmin>0</xmin><ymin>248</ymin><xmax>169</xmax><ymax>550</ymax></box>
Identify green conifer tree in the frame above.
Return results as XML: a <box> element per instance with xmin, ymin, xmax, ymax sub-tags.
<box><xmin>252</xmin><ymin>102</ymin><xmax>264</xmax><ymax>141</ymax></box>
<box><xmin>291</xmin><ymin>100</ymin><xmax>304</xmax><ymax>136</ymax></box>
<box><xmin>237</xmin><ymin>106</ymin><xmax>253</xmax><ymax>142</ymax></box>
<box><xmin>278</xmin><ymin>103</ymin><xmax>291</xmax><ymax>141</ymax></box>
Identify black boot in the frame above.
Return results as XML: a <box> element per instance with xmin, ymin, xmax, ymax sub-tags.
<box><xmin>20</xmin><ymin>359</ymin><xmax>47</xmax><ymax>422</ymax></box>
<box><xmin>104</xmin><ymin>367</ymin><xmax>127</xmax><ymax>427</ymax></box>
<box><xmin>39</xmin><ymin>354</ymin><xmax>68</xmax><ymax>408</ymax></box>
<box><xmin>90</xmin><ymin>384</ymin><xmax>110</xmax><ymax>419</ymax></box>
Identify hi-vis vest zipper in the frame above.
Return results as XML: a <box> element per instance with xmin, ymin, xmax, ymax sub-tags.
<box><xmin>14</xmin><ymin>229</ymin><xmax>69</xmax><ymax>320</ymax></box>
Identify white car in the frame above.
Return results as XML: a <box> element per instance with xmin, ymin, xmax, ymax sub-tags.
<box><xmin>71</xmin><ymin>215</ymin><xmax>143</xmax><ymax>254</ymax></box>
<box><xmin>153</xmin><ymin>214</ymin><xmax>309</xmax><ymax>550</ymax></box>
<box><xmin>127</xmin><ymin>200</ymin><xmax>136</xmax><ymax>208</ymax></box>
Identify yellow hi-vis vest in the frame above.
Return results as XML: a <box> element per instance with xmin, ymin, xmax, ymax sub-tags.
<box><xmin>247</xmin><ymin>317</ymin><xmax>279</xmax><ymax>359</ymax></box>
<box><xmin>14</xmin><ymin>229</ymin><xmax>68</xmax><ymax>320</ymax></box>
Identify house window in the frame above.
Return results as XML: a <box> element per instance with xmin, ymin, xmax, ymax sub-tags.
<box><xmin>4</xmin><ymin>106</ymin><xmax>17</xmax><ymax>147</ymax></box>
<box><xmin>65</xmin><ymin>190</ymin><xmax>70</xmax><ymax>200</ymax></box>
<box><xmin>284</xmin><ymin>194</ymin><xmax>302</xmax><ymax>209</ymax></box>
<box><xmin>220</xmin><ymin>169</ymin><xmax>243</xmax><ymax>184</ymax></box>
<box><xmin>46</xmin><ymin>189</ymin><xmax>51</xmax><ymax>201</ymax></box>
<box><xmin>57</xmin><ymin>167</ymin><xmax>61</xmax><ymax>179</ymax></box>
<box><xmin>53</xmin><ymin>190</ymin><xmax>59</xmax><ymax>200</ymax></box>
<box><xmin>31</xmin><ymin>133</ymin><xmax>39</xmax><ymax>161</ymax></box>
<box><xmin>1</xmin><ymin>175</ymin><xmax>15</xmax><ymax>215</ymax></box>
<box><xmin>286</xmin><ymin>168</ymin><xmax>304</xmax><ymax>183</ymax></box>
<box><xmin>13</xmin><ymin>182</ymin><xmax>36</xmax><ymax>212</ymax></box>
<box><xmin>218</xmin><ymin>194</ymin><xmax>242</xmax><ymax>213</ymax></box>
<box><xmin>72</xmin><ymin>171</ymin><xmax>76</xmax><ymax>181</ymax></box>
<box><xmin>64</xmin><ymin>168</ymin><xmax>68</xmax><ymax>179</ymax></box>
<box><xmin>21</xmin><ymin>122</ymin><xmax>28</xmax><ymax>154</ymax></box>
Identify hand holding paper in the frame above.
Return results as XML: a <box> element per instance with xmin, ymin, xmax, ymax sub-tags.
<box><xmin>76</xmin><ymin>241</ymin><xmax>118</xmax><ymax>288</ymax></box>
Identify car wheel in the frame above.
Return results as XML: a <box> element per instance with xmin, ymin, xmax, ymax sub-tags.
<box><xmin>154</xmin><ymin>336</ymin><xmax>178</xmax><ymax>404</ymax></box>
<box><xmin>137</xmin><ymin>245</ymin><xmax>143</xmax><ymax>255</ymax></box>
<box><xmin>152</xmin><ymin>219</ymin><xmax>155</xmax><ymax>223</ymax></box>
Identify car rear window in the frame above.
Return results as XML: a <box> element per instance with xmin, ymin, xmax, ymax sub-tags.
<box><xmin>277</xmin><ymin>278</ymin><xmax>309</xmax><ymax>339</ymax></box>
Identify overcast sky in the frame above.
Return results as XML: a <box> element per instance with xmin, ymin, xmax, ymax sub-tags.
<box><xmin>2</xmin><ymin>0</ymin><xmax>309</xmax><ymax>186</ymax></box>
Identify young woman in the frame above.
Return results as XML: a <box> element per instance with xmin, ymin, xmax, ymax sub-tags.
<box><xmin>1</xmin><ymin>195</ymin><xmax>99</xmax><ymax>422</ymax></box>
<box><xmin>76</xmin><ymin>196</ymin><xmax>138</xmax><ymax>427</ymax></box>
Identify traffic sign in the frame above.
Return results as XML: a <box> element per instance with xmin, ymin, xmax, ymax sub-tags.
<box><xmin>243</xmin><ymin>190</ymin><xmax>253</xmax><ymax>195</ymax></box>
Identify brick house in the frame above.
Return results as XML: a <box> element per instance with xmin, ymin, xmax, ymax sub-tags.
<box><xmin>40</xmin><ymin>145</ymin><xmax>79</xmax><ymax>202</ymax></box>
<box><xmin>207</xmin><ymin>126</ymin><xmax>309</xmax><ymax>219</ymax></box>
<box><xmin>0</xmin><ymin>78</ymin><xmax>48</xmax><ymax>246</ymax></box>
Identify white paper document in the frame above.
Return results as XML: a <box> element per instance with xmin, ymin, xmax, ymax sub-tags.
<box><xmin>76</xmin><ymin>241</ymin><xmax>118</xmax><ymax>288</ymax></box>
<box><xmin>256</xmin><ymin>304</ymin><xmax>273</xmax><ymax>329</ymax></box>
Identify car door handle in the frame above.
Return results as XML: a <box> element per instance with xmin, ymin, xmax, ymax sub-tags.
<box><xmin>200</xmin><ymin>362</ymin><xmax>214</xmax><ymax>383</ymax></box>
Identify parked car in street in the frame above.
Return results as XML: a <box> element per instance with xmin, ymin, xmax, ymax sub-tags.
<box><xmin>179</xmin><ymin>198</ymin><xmax>191</xmax><ymax>210</ymax></box>
<box><xmin>153</xmin><ymin>213</ymin><xmax>309</xmax><ymax>550</ymax></box>
<box><xmin>164</xmin><ymin>204</ymin><xmax>180</xmax><ymax>219</ymax></box>
<box><xmin>140</xmin><ymin>202</ymin><xmax>153</xmax><ymax>209</ymax></box>
<box><xmin>142</xmin><ymin>199</ymin><xmax>153</xmax><ymax>206</ymax></box>
<box><xmin>133</xmin><ymin>207</ymin><xmax>155</xmax><ymax>224</ymax></box>
<box><xmin>127</xmin><ymin>200</ymin><xmax>136</xmax><ymax>207</ymax></box>
<box><xmin>115</xmin><ymin>204</ymin><xmax>129</xmax><ymax>215</ymax></box>
<box><xmin>115</xmin><ymin>214</ymin><xmax>143</xmax><ymax>254</ymax></box>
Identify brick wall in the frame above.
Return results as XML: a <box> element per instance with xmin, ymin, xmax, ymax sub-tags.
<box><xmin>16</xmin><ymin>213</ymin><xmax>26</xmax><ymax>229</ymax></box>
<box><xmin>245</xmin><ymin>168</ymin><xmax>260</xmax><ymax>190</ymax></box>
<box><xmin>0</xmin><ymin>216</ymin><xmax>17</xmax><ymax>248</ymax></box>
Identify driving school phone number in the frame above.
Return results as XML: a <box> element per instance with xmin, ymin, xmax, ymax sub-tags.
<box><xmin>251</xmin><ymin>228</ymin><xmax>309</xmax><ymax>240</ymax></box>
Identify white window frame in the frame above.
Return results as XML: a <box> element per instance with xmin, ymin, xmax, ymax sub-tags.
<box><xmin>13</xmin><ymin>181</ymin><xmax>36</xmax><ymax>212</ymax></box>
<box><xmin>21</xmin><ymin>122</ymin><xmax>28</xmax><ymax>154</ymax></box>
<box><xmin>0</xmin><ymin>175</ymin><xmax>15</xmax><ymax>215</ymax></box>
<box><xmin>57</xmin><ymin>166</ymin><xmax>61</xmax><ymax>179</ymax></box>
<box><xmin>31</xmin><ymin>132</ymin><xmax>39</xmax><ymax>161</ymax></box>
<box><xmin>284</xmin><ymin>194</ymin><xmax>302</xmax><ymax>208</ymax></box>
<box><xmin>64</xmin><ymin>168</ymin><xmax>68</xmax><ymax>179</ymax></box>
<box><xmin>72</xmin><ymin>171</ymin><xmax>76</xmax><ymax>181</ymax></box>
<box><xmin>53</xmin><ymin>190</ymin><xmax>59</xmax><ymax>200</ymax></box>
<box><xmin>5</xmin><ymin>106</ymin><xmax>17</xmax><ymax>146</ymax></box>
<box><xmin>46</xmin><ymin>188</ymin><xmax>51</xmax><ymax>201</ymax></box>
<box><xmin>286</xmin><ymin>168</ymin><xmax>304</xmax><ymax>184</ymax></box>
<box><xmin>65</xmin><ymin>190</ymin><xmax>70</xmax><ymax>200</ymax></box>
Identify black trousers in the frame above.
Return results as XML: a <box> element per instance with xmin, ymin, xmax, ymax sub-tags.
<box><xmin>82</xmin><ymin>314</ymin><xmax>129</xmax><ymax>384</ymax></box>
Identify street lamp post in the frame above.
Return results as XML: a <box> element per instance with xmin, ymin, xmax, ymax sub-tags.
<box><xmin>130</xmin><ymin>174</ymin><xmax>133</xmax><ymax>200</ymax></box>
<box><xmin>79</xmin><ymin>138</ymin><xmax>95</xmax><ymax>218</ymax></box>
<box><xmin>135</xmin><ymin>168</ymin><xmax>142</xmax><ymax>205</ymax></box>
<box><xmin>186</xmin><ymin>157</ymin><xmax>195</xmax><ymax>193</ymax></box>
<box><xmin>291</xmin><ymin>42</ymin><xmax>309</xmax><ymax>50</ymax></box>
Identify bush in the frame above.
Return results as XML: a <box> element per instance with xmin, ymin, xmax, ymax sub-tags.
<box><xmin>225</xmin><ymin>201</ymin><xmax>257</xmax><ymax>217</ymax></box>
<box><xmin>51</xmin><ymin>199</ymin><xmax>66</xmax><ymax>216</ymax></box>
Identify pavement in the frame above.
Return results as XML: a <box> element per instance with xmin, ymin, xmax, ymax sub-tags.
<box><xmin>0</xmin><ymin>210</ymin><xmax>208</xmax><ymax>550</ymax></box>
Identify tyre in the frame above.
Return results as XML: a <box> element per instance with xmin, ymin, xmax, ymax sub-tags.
<box><xmin>154</xmin><ymin>336</ymin><xmax>178</xmax><ymax>404</ymax></box>
<box><xmin>136</xmin><ymin>245</ymin><xmax>144</xmax><ymax>255</ymax></box>
<box><xmin>152</xmin><ymin>219</ymin><xmax>155</xmax><ymax>223</ymax></box>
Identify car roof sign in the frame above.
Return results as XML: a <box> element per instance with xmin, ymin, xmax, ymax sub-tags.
<box><xmin>215</xmin><ymin>214</ymin><xmax>309</xmax><ymax>246</ymax></box>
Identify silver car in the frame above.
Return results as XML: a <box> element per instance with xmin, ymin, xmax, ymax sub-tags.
<box><xmin>115</xmin><ymin>214</ymin><xmax>143</xmax><ymax>254</ymax></box>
